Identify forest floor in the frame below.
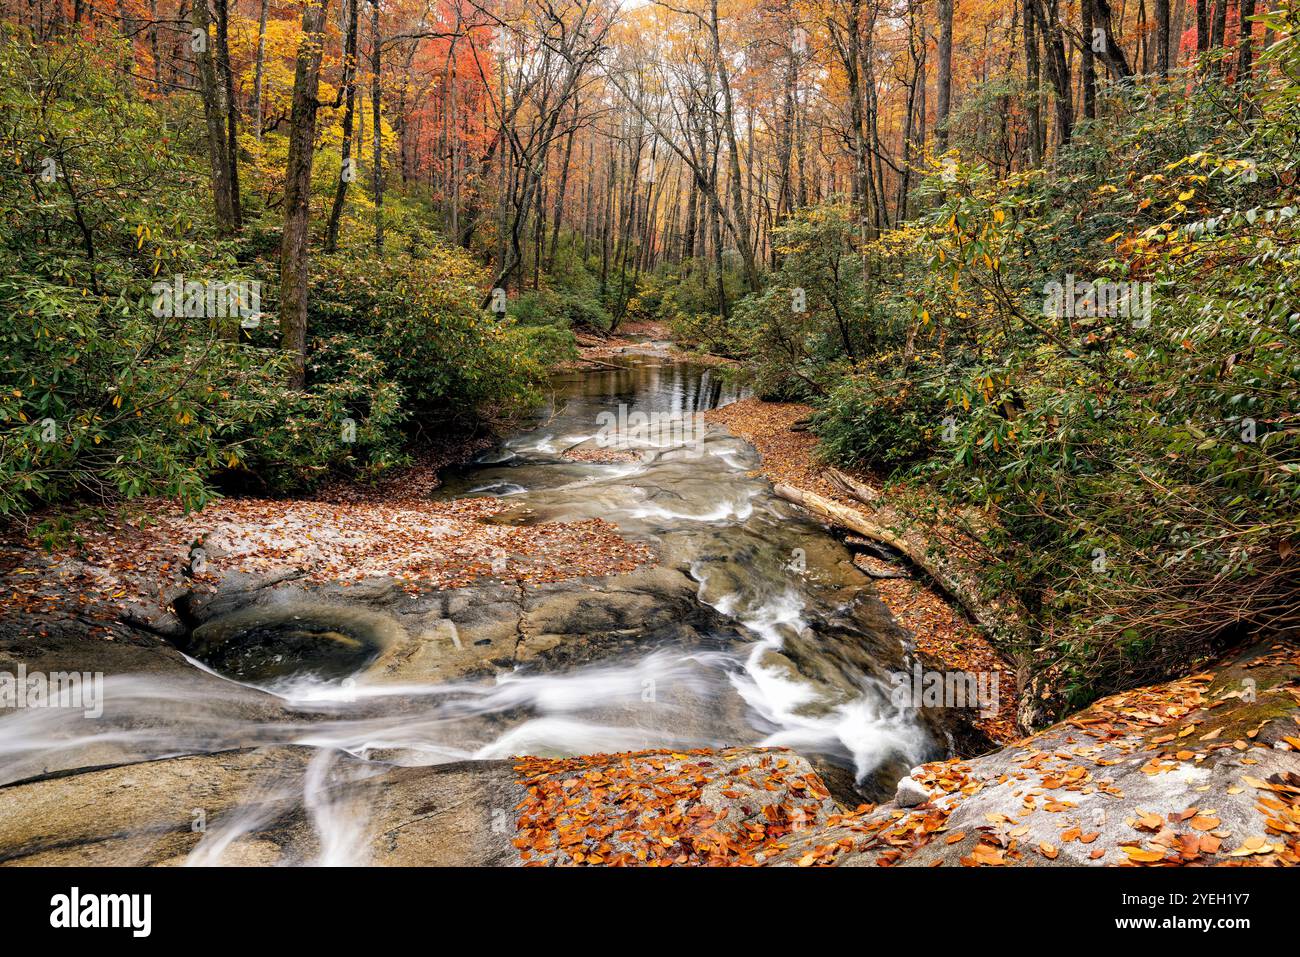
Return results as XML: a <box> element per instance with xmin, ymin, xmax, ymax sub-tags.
<box><xmin>0</xmin><ymin>435</ymin><xmax>654</xmax><ymax>641</ymax></box>
<box><xmin>706</xmin><ymin>397</ymin><xmax>1020</xmax><ymax>744</ymax></box>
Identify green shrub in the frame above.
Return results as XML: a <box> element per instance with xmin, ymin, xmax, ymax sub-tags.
<box><xmin>812</xmin><ymin>364</ymin><xmax>946</xmax><ymax>472</ymax></box>
<box><xmin>310</xmin><ymin>247</ymin><xmax>553</xmax><ymax>424</ymax></box>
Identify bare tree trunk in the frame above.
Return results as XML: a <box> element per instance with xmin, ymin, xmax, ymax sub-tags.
<box><xmin>370</xmin><ymin>0</ymin><xmax>384</xmax><ymax>251</ymax></box>
<box><xmin>253</xmin><ymin>0</ymin><xmax>270</xmax><ymax>138</ymax></box>
<box><xmin>278</xmin><ymin>0</ymin><xmax>328</xmax><ymax>390</ymax></box>
<box><xmin>1172</xmin><ymin>0</ymin><xmax>1188</xmax><ymax>66</ymax></box>
<box><xmin>1030</xmin><ymin>0</ymin><xmax>1074</xmax><ymax>149</ymax></box>
<box><xmin>191</xmin><ymin>0</ymin><xmax>238</xmax><ymax>233</ymax></box>
<box><xmin>547</xmin><ymin>98</ymin><xmax>578</xmax><ymax>271</ymax></box>
<box><xmin>936</xmin><ymin>0</ymin><xmax>954</xmax><ymax>149</ymax></box>
<box><xmin>214</xmin><ymin>0</ymin><xmax>242</xmax><ymax>227</ymax></box>
<box><xmin>149</xmin><ymin>0</ymin><xmax>163</xmax><ymax>92</ymax></box>
<box><xmin>1156</xmin><ymin>0</ymin><xmax>1172</xmax><ymax>75</ymax></box>
<box><xmin>324</xmin><ymin>0</ymin><xmax>360</xmax><ymax>253</ymax></box>
<box><xmin>1082</xmin><ymin>0</ymin><xmax>1097</xmax><ymax>119</ymax></box>
<box><xmin>709</xmin><ymin>0</ymin><xmax>758</xmax><ymax>291</ymax></box>
<box><xmin>1210</xmin><ymin>0</ymin><xmax>1227</xmax><ymax>49</ymax></box>
<box><xmin>1086</xmin><ymin>0</ymin><xmax>1134</xmax><ymax>78</ymax></box>
<box><xmin>1237</xmin><ymin>0</ymin><xmax>1258</xmax><ymax>77</ymax></box>
<box><xmin>1024</xmin><ymin>0</ymin><xmax>1044</xmax><ymax>166</ymax></box>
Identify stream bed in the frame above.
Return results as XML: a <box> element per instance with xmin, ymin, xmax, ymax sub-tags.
<box><xmin>0</xmin><ymin>353</ymin><xmax>947</xmax><ymax>865</ymax></box>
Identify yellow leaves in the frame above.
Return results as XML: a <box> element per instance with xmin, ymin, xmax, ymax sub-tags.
<box><xmin>1104</xmin><ymin>231</ymin><xmax>1124</xmax><ymax>243</ymax></box>
<box><xmin>1229</xmin><ymin>836</ymin><xmax>1279</xmax><ymax>858</ymax></box>
<box><xmin>1134</xmin><ymin>811</ymin><xmax>1163</xmax><ymax>831</ymax></box>
<box><xmin>961</xmin><ymin>842</ymin><xmax>1007</xmax><ymax>866</ymax></box>
<box><xmin>1122</xmin><ymin>846</ymin><xmax>1166</xmax><ymax>863</ymax></box>
<box><xmin>1177</xmin><ymin>189</ymin><xmax>1195</xmax><ymax>201</ymax></box>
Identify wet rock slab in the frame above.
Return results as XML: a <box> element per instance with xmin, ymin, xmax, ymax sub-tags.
<box><xmin>0</xmin><ymin>746</ymin><xmax>526</xmax><ymax>867</ymax></box>
<box><xmin>767</xmin><ymin>640</ymin><xmax>1300</xmax><ymax>867</ymax></box>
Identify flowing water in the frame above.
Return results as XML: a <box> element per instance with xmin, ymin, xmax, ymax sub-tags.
<box><xmin>0</xmin><ymin>350</ymin><xmax>937</xmax><ymax>864</ymax></box>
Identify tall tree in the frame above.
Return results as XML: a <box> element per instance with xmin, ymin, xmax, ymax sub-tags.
<box><xmin>278</xmin><ymin>0</ymin><xmax>329</xmax><ymax>389</ymax></box>
<box><xmin>1086</xmin><ymin>0</ymin><xmax>1134</xmax><ymax>78</ymax></box>
<box><xmin>708</xmin><ymin>0</ymin><xmax>759</xmax><ymax>290</ymax></box>
<box><xmin>936</xmin><ymin>0</ymin><xmax>954</xmax><ymax>149</ymax></box>
<box><xmin>1024</xmin><ymin>0</ymin><xmax>1044</xmax><ymax>166</ymax></box>
<box><xmin>325</xmin><ymin>0</ymin><xmax>362</xmax><ymax>253</ymax></box>
<box><xmin>1029</xmin><ymin>0</ymin><xmax>1074</xmax><ymax>148</ymax></box>
<box><xmin>1237</xmin><ymin>0</ymin><xmax>1258</xmax><ymax>77</ymax></box>
<box><xmin>1082</xmin><ymin>0</ymin><xmax>1097</xmax><ymax>120</ymax></box>
<box><xmin>370</xmin><ymin>0</ymin><xmax>384</xmax><ymax>251</ymax></box>
<box><xmin>191</xmin><ymin>0</ymin><xmax>239</xmax><ymax>233</ymax></box>
<box><xmin>1155</xmin><ymin>0</ymin><xmax>1172</xmax><ymax>75</ymax></box>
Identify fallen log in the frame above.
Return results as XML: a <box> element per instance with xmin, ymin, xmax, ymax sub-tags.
<box><xmin>576</xmin><ymin>356</ymin><xmax>627</xmax><ymax>371</ymax></box>
<box><xmin>826</xmin><ymin>467</ymin><xmax>881</xmax><ymax>505</ymax></box>
<box><xmin>773</xmin><ymin>481</ymin><xmax>1026</xmax><ymax>647</ymax></box>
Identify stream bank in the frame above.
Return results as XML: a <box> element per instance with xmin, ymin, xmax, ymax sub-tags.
<box><xmin>0</xmin><ymin>346</ymin><xmax>1000</xmax><ymax>865</ymax></box>
<box><xmin>1</xmin><ymin>338</ymin><xmax>1294</xmax><ymax>867</ymax></box>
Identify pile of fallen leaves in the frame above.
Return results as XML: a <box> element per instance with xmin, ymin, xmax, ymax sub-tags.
<box><xmin>311</xmin><ymin>438</ymin><xmax>494</xmax><ymax>506</ymax></box>
<box><xmin>512</xmin><ymin>748</ymin><xmax>837</xmax><ymax>866</ymax></box>
<box><xmin>705</xmin><ymin>400</ymin><xmax>829</xmax><ymax>494</ymax></box>
<box><xmin>779</xmin><ymin>762</ymin><xmax>980</xmax><ymax>867</ymax></box>
<box><xmin>559</xmin><ymin>447</ymin><xmax>643</xmax><ymax>464</ymax></box>
<box><xmin>944</xmin><ymin>644</ymin><xmax>1300</xmax><ymax>867</ymax></box>
<box><xmin>1</xmin><ymin>493</ymin><xmax>655</xmax><ymax>634</ymax></box>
